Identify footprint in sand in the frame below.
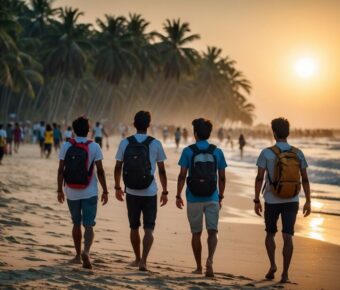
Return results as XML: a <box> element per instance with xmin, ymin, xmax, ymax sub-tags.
<box><xmin>24</xmin><ymin>256</ymin><xmax>47</xmax><ymax>262</ymax></box>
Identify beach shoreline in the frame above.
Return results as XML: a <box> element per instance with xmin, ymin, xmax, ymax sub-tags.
<box><xmin>1</xmin><ymin>138</ymin><xmax>340</xmax><ymax>289</ymax></box>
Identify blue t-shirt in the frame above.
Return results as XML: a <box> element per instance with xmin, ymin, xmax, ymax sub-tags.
<box><xmin>178</xmin><ymin>140</ymin><xmax>227</xmax><ymax>203</ymax></box>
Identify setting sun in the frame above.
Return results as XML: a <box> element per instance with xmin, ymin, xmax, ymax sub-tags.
<box><xmin>295</xmin><ymin>57</ymin><xmax>318</xmax><ymax>79</ymax></box>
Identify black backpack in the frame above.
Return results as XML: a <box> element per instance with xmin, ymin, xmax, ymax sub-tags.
<box><xmin>63</xmin><ymin>139</ymin><xmax>94</xmax><ymax>189</ymax></box>
<box><xmin>187</xmin><ymin>144</ymin><xmax>217</xmax><ymax>197</ymax></box>
<box><xmin>123</xmin><ymin>136</ymin><xmax>154</xmax><ymax>190</ymax></box>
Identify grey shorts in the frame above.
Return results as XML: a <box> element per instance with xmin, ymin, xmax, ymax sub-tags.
<box><xmin>187</xmin><ymin>201</ymin><xmax>219</xmax><ymax>233</ymax></box>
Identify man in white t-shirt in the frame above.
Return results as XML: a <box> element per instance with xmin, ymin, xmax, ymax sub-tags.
<box><xmin>254</xmin><ymin>117</ymin><xmax>311</xmax><ymax>283</ymax></box>
<box><xmin>92</xmin><ymin>121</ymin><xmax>108</xmax><ymax>148</ymax></box>
<box><xmin>57</xmin><ymin>116</ymin><xmax>109</xmax><ymax>269</ymax></box>
<box><xmin>114</xmin><ymin>111</ymin><xmax>168</xmax><ymax>271</ymax></box>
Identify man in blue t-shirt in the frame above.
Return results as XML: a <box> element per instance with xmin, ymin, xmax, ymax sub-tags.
<box><xmin>176</xmin><ymin>118</ymin><xmax>227</xmax><ymax>278</ymax></box>
<box><xmin>254</xmin><ymin>117</ymin><xmax>311</xmax><ymax>283</ymax></box>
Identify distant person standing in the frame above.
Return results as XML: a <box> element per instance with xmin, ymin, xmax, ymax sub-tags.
<box><xmin>44</xmin><ymin>124</ymin><xmax>53</xmax><ymax>159</ymax></box>
<box><xmin>64</xmin><ymin>126</ymin><xmax>73</xmax><ymax>142</ymax></box>
<box><xmin>92</xmin><ymin>122</ymin><xmax>108</xmax><ymax>148</ymax></box>
<box><xmin>238</xmin><ymin>133</ymin><xmax>246</xmax><ymax>160</ymax></box>
<box><xmin>254</xmin><ymin>117</ymin><xmax>311</xmax><ymax>283</ymax></box>
<box><xmin>57</xmin><ymin>116</ymin><xmax>109</xmax><ymax>269</ymax></box>
<box><xmin>162</xmin><ymin>126</ymin><xmax>169</xmax><ymax>143</ymax></box>
<box><xmin>6</xmin><ymin>123</ymin><xmax>13</xmax><ymax>155</ymax></box>
<box><xmin>114</xmin><ymin>111</ymin><xmax>168</xmax><ymax>271</ymax></box>
<box><xmin>217</xmin><ymin>127</ymin><xmax>224</xmax><ymax>144</ymax></box>
<box><xmin>0</xmin><ymin>124</ymin><xmax>7</xmax><ymax>165</ymax></box>
<box><xmin>176</xmin><ymin>118</ymin><xmax>227</xmax><ymax>277</ymax></box>
<box><xmin>13</xmin><ymin>123</ymin><xmax>22</xmax><ymax>153</ymax></box>
<box><xmin>53</xmin><ymin>123</ymin><xmax>62</xmax><ymax>153</ymax></box>
<box><xmin>182</xmin><ymin>128</ymin><xmax>189</xmax><ymax>144</ymax></box>
<box><xmin>38</xmin><ymin>121</ymin><xmax>45</xmax><ymax>157</ymax></box>
<box><xmin>175</xmin><ymin>127</ymin><xmax>181</xmax><ymax>150</ymax></box>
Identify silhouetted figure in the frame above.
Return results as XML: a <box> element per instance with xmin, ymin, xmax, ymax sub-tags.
<box><xmin>238</xmin><ymin>134</ymin><xmax>246</xmax><ymax>160</ymax></box>
<box><xmin>175</xmin><ymin>127</ymin><xmax>181</xmax><ymax>149</ymax></box>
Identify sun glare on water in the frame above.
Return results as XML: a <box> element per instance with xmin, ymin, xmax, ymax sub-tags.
<box><xmin>294</xmin><ymin>57</ymin><xmax>318</xmax><ymax>79</ymax></box>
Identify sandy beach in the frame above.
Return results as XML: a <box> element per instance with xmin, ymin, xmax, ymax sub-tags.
<box><xmin>1</xmin><ymin>137</ymin><xmax>340</xmax><ymax>290</ymax></box>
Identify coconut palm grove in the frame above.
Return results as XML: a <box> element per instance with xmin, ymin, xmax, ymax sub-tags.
<box><xmin>0</xmin><ymin>0</ymin><xmax>254</xmax><ymax>125</ymax></box>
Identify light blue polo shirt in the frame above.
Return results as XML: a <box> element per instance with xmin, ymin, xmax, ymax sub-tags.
<box><xmin>256</xmin><ymin>142</ymin><xmax>308</xmax><ymax>204</ymax></box>
<box><xmin>178</xmin><ymin>140</ymin><xmax>227</xmax><ymax>203</ymax></box>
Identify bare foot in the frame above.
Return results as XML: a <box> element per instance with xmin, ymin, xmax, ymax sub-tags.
<box><xmin>280</xmin><ymin>274</ymin><xmax>291</xmax><ymax>283</ymax></box>
<box><xmin>129</xmin><ymin>260</ymin><xmax>140</xmax><ymax>267</ymax></box>
<box><xmin>192</xmin><ymin>267</ymin><xmax>203</xmax><ymax>274</ymax></box>
<box><xmin>69</xmin><ymin>255</ymin><xmax>82</xmax><ymax>264</ymax></box>
<box><xmin>205</xmin><ymin>259</ymin><xmax>214</xmax><ymax>278</ymax></box>
<box><xmin>265</xmin><ymin>266</ymin><xmax>277</xmax><ymax>280</ymax></box>
<box><xmin>81</xmin><ymin>253</ymin><xmax>92</xmax><ymax>269</ymax></box>
<box><xmin>139</xmin><ymin>261</ymin><xmax>148</xmax><ymax>271</ymax></box>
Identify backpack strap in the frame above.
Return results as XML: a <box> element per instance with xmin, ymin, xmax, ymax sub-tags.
<box><xmin>69</xmin><ymin>138</ymin><xmax>76</xmax><ymax>145</ymax></box>
<box><xmin>85</xmin><ymin>140</ymin><xmax>92</xmax><ymax>145</ymax></box>
<box><xmin>269</xmin><ymin>145</ymin><xmax>281</xmax><ymax>156</ymax></box>
<box><xmin>142</xmin><ymin>136</ymin><xmax>154</xmax><ymax>146</ymax></box>
<box><xmin>290</xmin><ymin>146</ymin><xmax>299</xmax><ymax>154</ymax></box>
<box><xmin>127</xmin><ymin>136</ymin><xmax>137</xmax><ymax>144</ymax></box>
<box><xmin>207</xmin><ymin>144</ymin><xmax>217</xmax><ymax>154</ymax></box>
<box><xmin>189</xmin><ymin>144</ymin><xmax>200</xmax><ymax>155</ymax></box>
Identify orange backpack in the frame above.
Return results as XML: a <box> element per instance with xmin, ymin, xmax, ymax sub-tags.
<box><xmin>267</xmin><ymin>145</ymin><xmax>301</xmax><ymax>198</ymax></box>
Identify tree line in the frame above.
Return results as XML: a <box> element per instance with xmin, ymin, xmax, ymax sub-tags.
<box><xmin>0</xmin><ymin>0</ymin><xmax>254</xmax><ymax>126</ymax></box>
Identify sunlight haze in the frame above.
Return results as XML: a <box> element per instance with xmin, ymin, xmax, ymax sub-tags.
<box><xmin>56</xmin><ymin>0</ymin><xmax>340</xmax><ymax>129</ymax></box>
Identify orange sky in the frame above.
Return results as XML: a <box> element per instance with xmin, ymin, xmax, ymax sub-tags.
<box><xmin>57</xmin><ymin>0</ymin><xmax>340</xmax><ymax>129</ymax></box>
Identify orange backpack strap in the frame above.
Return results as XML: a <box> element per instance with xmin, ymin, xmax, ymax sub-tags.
<box><xmin>290</xmin><ymin>146</ymin><xmax>299</xmax><ymax>154</ymax></box>
<box><xmin>269</xmin><ymin>145</ymin><xmax>281</xmax><ymax>156</ymax></box>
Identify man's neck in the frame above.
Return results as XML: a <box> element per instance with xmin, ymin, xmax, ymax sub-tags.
<box><xmin>137</xmin><ymin>130</ymin><xmax>147</xmax><ymax>135</ymax></box>
<box><xmin>276</xmin><ymin>138</ymin><xmax>287</xmax><ymax>143</ymax></box>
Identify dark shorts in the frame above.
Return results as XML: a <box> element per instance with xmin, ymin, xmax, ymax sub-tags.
<box><xmin>67</xmin><ymin>196</ymin><xmax>98</xmax><ymax>226</ymax></box>
<box><xmin>126</xmin><ymin>193</ymin><xmax>157</xmax><ymax>230</ymax></box>
<box><xmin>94</xmin><ymin>137</ymin><xmax>103</xmax><ymax>148</ymax></box>
<box><xmin>54</xmin><ymin>138</ymin><xmax>60</xmax><ymax>146</ymax></box>
<box><xmin>44</xmin><ymin>143</ymin><xmax>52</xmax><ymax>152</ymax></box>
<box><xmin>265</xmin><ymin>202</ymin><xmax>299</xmax><ymax>235</ymax></box>
<box><xmin>0</xmin><ymin>147</ymin><xmax>4</xmax><ymax>160</ymax></box>
<box><xmin>39</xmin><ymin>138</ymin><xmax>45</xmax><ymax>148</ymax></box>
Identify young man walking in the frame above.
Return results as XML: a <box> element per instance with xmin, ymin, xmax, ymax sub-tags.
<box><xmin>57</xmin><ymin>116</ymin><xmax>109</xmax><ymax>269</ymax></box>
<box><xmin>254</xmin><ymin>117</ymin><xmax>311</xmax><ymax>283</ymax></box>
<box><xmin>176</xmin><ymin>118</ymin><xmax>227</xmax><ymax>277</ymax></box>
<box><xmin>114</xmin><ymin>111</ymin><xmax>168</xmax><ymax>271</ymax></box>
<box><xmin>92</xmin><ymin>121</ymin><xmax>108</xmax><ymax>148</ymax></box>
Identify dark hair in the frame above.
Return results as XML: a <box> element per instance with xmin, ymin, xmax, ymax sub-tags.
<box><xmin>192</xmin><ymin>118</ymin><xmax>213</xmax><ymax>140</ymax></box>
<box><xmin>271</xmin><ymin>117</ymin><xmax>290</xmax><ymax>139</ymax></box>
<box><xmin>67</xmin><ymin>126</ymin><xmax>72</xmax><ymax>130</ymax></box>
<box><xmin>40</xmin><ymin>121</ymin><xmax>45</xmax><ymax>126</ymax></box>
<box><xmin>72</xmin><ymin>116</ymin><xmax>89</xmax><ymax>137</ymax></box>
<box><xmin>46</xmin><ymin>124</ymin><xmax>52</xmax><ymax>131</ymax></box>
<box><xmin>0</xmin><ymin>124</ymin><xmax>3</xmax><ymax>129</ymax></box>
<box><xmin>52</xmin><ymin>123</ymin><xmax>57</xmax><ymax>128</ymax></box>
<box><xmin>96</xmin><ymin>121</ymin><xmax>100</xmax><ymax>126</ymax></box>
<box><xmin>134</xmin><ymin>111</ymin><xmax>151</xmax><ymax>131</ymax></box>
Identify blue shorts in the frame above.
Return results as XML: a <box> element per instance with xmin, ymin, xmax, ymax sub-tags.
<box><xmin>67</xmin><ymin>196</ymin><xmax>98</xmax><ymax>227</ymax></box>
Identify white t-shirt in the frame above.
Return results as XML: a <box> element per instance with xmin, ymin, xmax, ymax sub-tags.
<box><xmin>59</xmin><ymin>137</ymin><xmax>103</xmax><ymax>200</ymax></box>
<box><xmin>93</xmin><ymin>126</ymin><xmax>103</xmax><ymax>138</ymax></box>
<box><xmin>115</xmin><ymin>134</ymin><xmax>167</xmax><ymax>197</ymax></box>
<box><xmin>0</xmin><ymin>129</ymin><xmax>7</xmax><ymax>138</ymax></box>
<box><xmin>64</xmin><ymin>130</ymin><xmax>72</xmax><ymax>139</ymax></box>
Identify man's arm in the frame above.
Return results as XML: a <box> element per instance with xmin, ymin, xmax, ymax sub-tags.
<box><xmin>57</xmin><ymin>160</ymin><xmax>65</xmax><ymax>203</ymax></box>
<box><xmin>301</xmin><ymin>168</ymin><xmax>311</xmax><ymax>217</ymax></box>
<box><xmin>218</xmin><ymin>169</ymin><xmax>226</xmax><ymax>206</ymax></box>
<box><xmin>176</xmin><ymin>167</ymin><xmax>188</xmax><ymax>209</ymax></box>
<box><xmin>157</xmin><ymin>161</ymin><xmax>168</xmax><ymax>206</ymax></box>
<box><xmin>95</xmin><ymin>160</ymin><xmax>109</xmax><ymax>205</ymax></box>
<box><xmin>254</xmin><ymin>167</ymin><xmax>265</xmax><ymax>216</ymax></box>
<box><xmin>114</xmin><ymin>160</ymin><xmax>124</xmax><ymax>201</ymax></box>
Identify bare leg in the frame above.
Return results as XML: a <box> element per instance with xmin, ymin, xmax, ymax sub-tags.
<box><xmin>139</xmin><ymin>229</ymin><xmax>154</xmax><ymax>271</ymax></box>
<box><xmin>206</xmin><ymin>230</ymin><xmax>218</xmax><ymax>277</ymax></box>
<box><xmin>82</xmin><ymin>226</ymin><xmax>94</xmax><ymax>269</ymax></box>
<box><xmin>265</xmin><ymin>232</ymin><xmax>277</xmax><ymax>279</ymax></box>
<box><xmin>70</xmin><ymin>225</ymin><xmax>82</xmax><ymax>264</ymax></box>
<box><xmin>191</xmin><ymin>232</ymin><xmax>202</xmax><ymax>274</ymax></box>
<box><xmin>281</xmin><ymin>233</ymin><xmax>293</xmax><ymax>283</ymax></box>
<box><xmin>130</xmin><ymin>229</ymin><xmax>141</xmax><ymax>266</ymax></box>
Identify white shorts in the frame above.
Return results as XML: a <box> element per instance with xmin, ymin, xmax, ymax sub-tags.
<box><xmin>187</xmin><ymin>201</ymin><xmax>219</xmax><ymax>233</ymax></box>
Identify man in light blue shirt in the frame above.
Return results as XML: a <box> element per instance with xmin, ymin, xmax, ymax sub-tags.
<box><xmin>254</xmin><ymin>117</ymin><xmax>311</xmax><ymax>283</ymax></box>
<box><xmin>176</xmin><ymin>118</ymin><xmax>227</xmax><ymax>278</ymax></box>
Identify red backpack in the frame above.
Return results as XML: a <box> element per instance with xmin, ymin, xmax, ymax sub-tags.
<box><xmin>63</xmin><ymin>139</ymin><xmax>94</xmax><ymax>189</ymax></box>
